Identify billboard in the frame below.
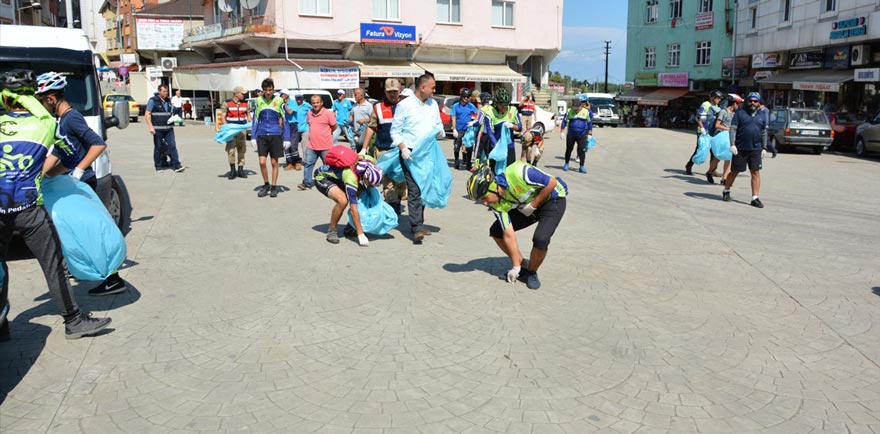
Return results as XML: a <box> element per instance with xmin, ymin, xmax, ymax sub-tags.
<box><xmin>136</xmin><ymin>18</ymin><xmax>185</xmax><ymax>51</ymax></box>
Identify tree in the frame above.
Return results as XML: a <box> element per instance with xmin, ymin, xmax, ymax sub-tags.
<box><xmin>549</xmin><ymin>71</ymin><xmax>564</xmax><ymax>83</ymax></box>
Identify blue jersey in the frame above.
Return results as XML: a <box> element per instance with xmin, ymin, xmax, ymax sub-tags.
<box><xmin>332</xmin><ymin>99</ymin><xmax>353</xmax><ymax>126</ymax></box>
<box><xmin>52</xmin><ymin>110</ymin><xmax>104</xmax><ymax>181</ymax></box>
<box><xmin>452</xmin><ymin>102</ymin><xmax>479</xmax><ymax>132</ymax></box>
<box><xmin>0</xmin><ymin>111</ymin><xmax>58</xmax><ymax>213</ymax></box>
<box><xmin>292</xmin><ymin>101</ymin><xmax>312</xmax><ymax>132</ymax></box>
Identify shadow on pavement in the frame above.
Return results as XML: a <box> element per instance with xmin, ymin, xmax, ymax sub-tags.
<box><xmin>872</xmin><ymin>287</ymin><xmax>880</xmax><ymax>297</ymax></box>
<box><xmin>684</xmin><ymin>192</ymin><xmax>721</xmax><ymax>201</ymax></box>
<box><xmin>442</xmin><ymin>256</ymin><xmax>508</xmax><ymax>277</ymax></box>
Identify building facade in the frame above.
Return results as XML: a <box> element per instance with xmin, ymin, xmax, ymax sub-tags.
<box><xmin>736</xmin><ymin>0</ymin><xmax>880</xmax><ymax>114</ymax></box>
<box><xmin>175</xmin><ymin>0</ymin><xmax>562</xmax><ymax>99</ymax></box>
<box><xmin>624</xmin><ymin>0</ymin><xmax>734</xmax><ymax>108</ymax></box>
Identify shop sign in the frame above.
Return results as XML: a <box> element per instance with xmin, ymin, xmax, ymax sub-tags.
<box><xmin>830</xmin><ymin>16</ymin><xmax>867</xmax><ymax>40</ymax></box>
<box><xmin>793</xmin><ymin>81</ymin><xmax>840</xmax><ymax>92</ymax></box>
<box><xmin>751</xmin><ymin>52</ymin><xmax>779</xmax><ymax>68</ymax></box>
<box><xmin>695</xmin><ymin>12</ymin><xmax>713</xmax><ymax>30</ymax></box>
<box><xmin>789</xmin><ymin>49</ymin><xmax>824</xmax><ymax>69</ymax></box>
<box><xmin>854</xmin><ymin>68</ymin><xmax>880</xmax><ymax>82</ymax></box>
<box><xmin>635</xmin><ymin>72</ymin><xmax>657</xmax><ymax>87</ymax></box>
<box><xmin>360</xmin><ymin>23</ymin><xmax>416</xmax><ymax>44</ymax></box>
<box><xmin>754</xmin><ymin>71</ymin><xmax>773</xmax><ymax>80</ymax></box>
<box><xmin>657</xmin><ymin>72</ymin><xmax>689</xmax><ymax>87</ymax></box>
<box><xmin>721</xmin><ymin>57</ymin><xmax>749</xmax><ymax>78</ymax></box>
<box><xmin>824</xmin><ymin>45</ymin><xmax>850</xmax><ymax>70</ymax></box>
<box><xmin>319</xmin><ymin>67</ymin><xmax>360</xmax><ymax>89</ymax></box>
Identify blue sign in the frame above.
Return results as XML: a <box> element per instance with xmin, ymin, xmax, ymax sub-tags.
<box><xmin>824</xmin><ymin>45</ymin><xmax>850</xmax><ymax>70</ymax></box>
<box><xmin>360</xmin><ymin>23</ymin><xmax>416</xmax><ymax>45</ymax></box>
<box><xmin>830</xmin><ymin>16</ymin><xmax>867</xmax><ymax>40</ymax></box>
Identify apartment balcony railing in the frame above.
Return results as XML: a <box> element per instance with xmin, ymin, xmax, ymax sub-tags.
<box><xmin>183</xmin><ymin>16</ymin><xmax>275</xmax><ymax>44</ymax></box>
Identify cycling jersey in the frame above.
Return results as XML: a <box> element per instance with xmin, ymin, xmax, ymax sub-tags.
<box><xmin>481</xmin><ymin>105</ymin><xmax>522</xmax><ymax>147</ymax></box>
<box><xmin>313</xmin><ymin>165</ymin><xmax>359</xmax><ymax>205</ymax></box>
<box><xmin>0</xmin><ymin>107</ymin><xmax>58</xmax><ymax>214</ymax></box>
<box><xmin>332</xmin><ymin>99</ymin><xmax>353</xmax><ymax>126</ymax></box>
<box><xmin>253</xmin><ymin>95</ymin><xmax>285</xmax><ymax>138</ymax></box>
<box><xmin>52</xmin><ymin>109</ymin><xmax>104</xmax><ymax>181</ymax></box>
<box><xmin>561</xmin><ymin>107</ymin><xmax>592</xmax><ymax>136</ymax></box>
<box><xmin>490</xmin><ymin>161</ymin><xmax>568</xmax><ymax>230</ymax></box>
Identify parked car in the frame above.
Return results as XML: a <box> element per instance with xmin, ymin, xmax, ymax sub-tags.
<box><xmin>767</xmin><ymin>107</ymin><xmax>833</xmax><ymax>155</ymax></box>
<box><xmin>434</xmin><ymin>95</ymin><xmax>457</xmax><ymax>136</ymax></box>
<box><xmin>828</xmin><ymin>112</ymin><xmax>862</xmax><ymax>150</ymax></box>
<box><xmin>103</xmin><ymin>93</ymin><xmax>139</xmax><ymax>122</ymax></box>
<box><xmin>855</xmin><ymin>110</ymin><xmax>880</xmax><ymax>157</ymax></box>
<box><xmin>511</xmin><ymin>101</ymin><xmax>556</xmax><ymax>135</ymax></box>
<box><xmin>584</xmin><ymin>93</ymin><xmax>621</xmax><ymax>127</ymax></box>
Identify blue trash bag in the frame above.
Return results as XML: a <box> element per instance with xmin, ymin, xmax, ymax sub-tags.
<box><xmin>488</xmin><ymin>124</ymin><xmax>512</xmax><ymax>175</ymax></box>
<box><xmin>585</xmin><ymin>136</ymin><xmax>598</xmax><ymax>151</ymax></box>
<box><xmin>376</xmin><ymin>146</ymin><xmax>405</xmax><ymax>183</ymax></box>
<box><xmin>214</xmin><ymin>122</ymin><xmax>252</xmax><ymax>143</ymax></box>
<box><xmin>348</xmin><ymin>187</ymin><xmax>398</xmax><ymax>235</ymax></box>
<box><xmin>406</xmin><ymin>127</ymin><xmax>454</xmax><ymax>209</ymax></box>
<box><xmin>41</xmin><ymin>176</ymin><xmax>127</xmax><ymax>281</ymax></box>
<box><xmin>710</xmin><ymin>131</ymin><xmax>733</xmax><ymax>161</ymax></box>
<box><xmin>462</xmin><ymin>125</ymin><xmax>477</xmax><ymax>149</ymax></box>
<box><xmin>691</xmin><ymin>134</ymin><xmax>711</xmax><ymax>165</ymax></box>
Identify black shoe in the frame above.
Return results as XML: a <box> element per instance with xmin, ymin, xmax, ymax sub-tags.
<box><xmin>0</xmin><ymin>319</ymin><xmax>9</xmax><ymax>342</ymax></box>
<box><xmin>517</xmin><ymin>270</ymin><xmax>541</xmax><ymax>290</ymax></box>
<box><xmin>750</xmin><ymin>198</ymin><xmax>764</xmax><ymax>208</ymax></box>
<box><xmin>705</xmin><ymin>172</ymin><xmax>714</xmax><ymax>184</ymax></box>
<box><xmin>685</xmin><ymin>163</ymin><xmax>693</xmax><ymax>175</ymax></box>
<box><xmin>257</xmin><ymin>184</ymin><xmax>270</xmax><ymax>197</ymax></box>
<box><xmin>228</xmin><ymin>169</ymin><xmax>236</xmax><ymax>180</ymax></box>
<box><xmin>88</xmin><ymin>273</ymin><xmax>127</xmax><ymax>296</ymax></box>
<box><xmin>269</xmin><ymin>186</ymin><xmax>278</xmax><ymax>198</ymax></box>
<box><xmin>722</xmin><ymin>191</ymin><xmax>731</xmax><ymax>202</ymax></box>
<box><xmin>771</xmin><ymin>151</ymin><xmax>777</xmax><ymax>158</ymax></box>
<box><xmin>65</xmin><ymin>312</ymin><xmax>111</xmax><ymax>340</ymax></box>
<box><xmin>237</xmin><ymin>167</ymin><xmax>247</xmax><ymax>179</ymax></box>
<box><xmin>174</xmin><ymin>166</ymin><xmax>187</xmax><ymax>173</ymax></box>
<box><xmin>454</xmin><ymin>160</ymin><xmax>460</xmax><ymax>170</ymax></box>
<box><xmin>343</xmin><ymin>225</ymin><xmax>357</xmax><ymax>238</ymax></box>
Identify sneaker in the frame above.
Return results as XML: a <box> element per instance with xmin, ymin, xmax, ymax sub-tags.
<box><xmin>722</xmin><ymin>191</ymin><xmax>731</xmax><ymax>202</ymax></box>
<box><xmin>297</xmin><ymin>183</ymin><xmax>311</xmax><ymax>191</ymax></box>
<box><xmin>88</xmin><ymin>273</ymin><xmax>127</xmax><ymax>296</ymax></box>
<box><xmin>562</xmin><ymin>163</ymin><xmax>569</xmax><ymax>171</ymax></box>
<box><xmin>269</xmin><ymin>186</ymin><xmax>278</xmax><ymax>198</ymax></box>
<box><xmin>343</xmin><ymin>225</ymin><xmax>357</xmax><ymax>238</ymax></box>
<box><xmin>0</xmin><ymin>319</ymin><xmax>9</xmax><ymax>342</ymax></box>
<box><xmin>578</xmin><ymin>166</ymin><xmax>587</xmax><ymax>174</ymax></box>
<box><xmin>284</xmin><ymin>164</ymin><xmax>296</xmax><ymax>171</ymax></box>
<box><xmin>174</xmin><ymin>166</ymin><xmax>186</xmax><ymax>173</ymax></box>
<box><xmin>294</xmin><ymin>162</ymin><xmax>303</xmax><ymax>171</ymax></box>
<box><xmin>326</xmin><ymin>229</ymin><xmax>340</xmax><ymax>244</ymax></box>
<box><xmin>517</xmin><ymin>270</ymin><xmax>541</xmax><ymax>290</ymax></box>
<box><xmin>750</xmin><ymin>198</ymin><xmax>764</xmax><ymax>208</ymax></box>
<box><xmin>65</xmin><ymin>312</ymin><xmax>111</xmax><ymax>340</ymax></box>
<box><xmin>685</xmin><ymin>163</ymin><xmax>693</xmax><ymax>175</ymax></box>
<box><xmin>257</xmin><ymin>185</ymin><xmax>270</xmax><ymax>197</ymax></box>
<box><xmin>705</xmin><ymin>172</ymin><xmax>714</xmax><ymax>184</ymax></box>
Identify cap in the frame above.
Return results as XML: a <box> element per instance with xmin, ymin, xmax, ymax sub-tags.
<box><xmin>384</xmin><ymin>78</ymin><xmax>402</xmax><ymax>91</ymax></box>
<box><xmin>294</xmin><ymin>91</ymin><xmax>303</xmax><ymax>98</ymax></box>
<box><xmin>401</xmin><ymin>88</ymin><xmax>414</xmax><ymax>98</ymax></box>
<box><xmin>747</xmin><ymin>92</ymin><xmax>761</xmax><ymax>101</ymax></box>
<box><xmin>337</xmin><ymin>89</ymin><xmax>345</xmax><ymax>94</ymax></box>
<box><xmin>471</xmin><ymin>89</ymin><xmax>480</xmax><ymax>98</ymax></box>
<box><xmin>232</xmin><ymin>86</ymin><xmax>244</xmax><ymax>94</ymax></box>
<box><xmin>279</xmin><ymin>88</ymin><xmax>290</xmax><ymax>96</ymax></box>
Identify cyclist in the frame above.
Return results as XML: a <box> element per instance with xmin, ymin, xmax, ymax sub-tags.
<box><xmin>0</xmin><ymin>69</ymin><xmax>111</xmax><ymax>340</ymax></box>
<box><xmin>466</xmin><ymin>162</ymin><xmax>568</xmax><ymax>290</ymax></box>
<box><xmin>559</xmin><ymin>95</ymin><xmax>593</xmax><ymax>173</ymax></box>
<box><xmin>451</xmin><ymin>87</ymin><xmax>479</xmax><ymax>170</ymax></box>
<box><xmin>315</xmin><ymin>157</ymin><xmax>383</xmax><ymax>247</ymax></box>
<box><xmin>470</xmin><ymin>92</ymin><xmax>494</xmax><ymax>169</ymax></box>
<box><xmin>685</xmin><ymin>90</ymin><xmax>724</xmax><ymax>175</ymax></box>
<box><xmin>35</xmin><ymin>71</ymin><xmax>128</xmax><ymax>296</ymax></box>
<box><xmin>476</xmin><ymin>87</ymin><xmax>521</xmax><ymax>168</ymax></box>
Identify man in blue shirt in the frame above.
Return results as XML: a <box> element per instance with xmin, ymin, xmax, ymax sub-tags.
<box><xmin>145</xmin><ymin>84</ymin><xmax>185</xmax><ymax>172</ymax></box>
<box><xmin>451</xmin><ymin>88</ymin><xmax>479</xmax><ymax>170</ymax></box>
<box><xmin>724</xmin><ymin>92</ymin><xmax>768</xmax><ymax>208</ymax></box>
<box><xmin>331</xmin><ymin>89</ymin><xmax>352</xmax><ymax>144</ymax></box>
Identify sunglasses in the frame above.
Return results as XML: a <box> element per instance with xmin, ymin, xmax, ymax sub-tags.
<box><xmin>748</xmin><ymin>100</ymin><xmax>760</xmax><ymax>103</ymax></box>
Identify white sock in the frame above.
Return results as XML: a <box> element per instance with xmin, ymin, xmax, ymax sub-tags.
<box><xmin>723</xmin><ymin>189</ymin><xmax>730</xmax><ymax>193</ymax></box>
<box><xmin>752</xmin><ymin>195</ymin><xmax>759</xmax><ymax>200</ymax></box>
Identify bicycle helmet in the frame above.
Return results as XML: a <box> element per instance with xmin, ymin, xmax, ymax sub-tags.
<box><xmin>578</xmin><ymin>94</ymin><xmax>589</xmax><ymax>103</ymax></box>
<box><xmin>459</xmin><ymin>87</ymin><xmax>470</xmax><ymax>97</ymax></box>
<box><xmin>710</xmin><ymin>90</ymin><xmax>724</xmax><ymax>99</ymax></box>
<box><xmin>356</xmin><ymin>159</ymin><xmax>383</xmax><ymax>187</ymax></box>
<box><xmin>727</xmin><ymin>93</ymin><xmax>743</xmax><ymax>104</ymax></box>
<box><xmin>480</xmin><ymin>92</ymin><xmax>492</xmax><ymax>103</ymax></box>
<box><xmin>466</xmin><ymin>165</ymin><xmax>495</xmax><ymax>200</ymax></box>
<box><xmin>493</xmin><ymin>87</ymin><xmax>511</xmax><ymax>105</ymax></box>
<box><xmin>0</xmin><ymin>69</ymin><xmax>36</xmax><ymax>94</ymax></box>
<box><xmin>35</xmin><ymin>72</ymin><xmax>67</xmax><ymax>95</ymax></box>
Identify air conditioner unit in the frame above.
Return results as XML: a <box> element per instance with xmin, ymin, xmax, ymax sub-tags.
<box><xmin>851</xmin><ymin>45</ymin><xmax>870</xmax><ymax>66</ymax></box>
<box><xmin>689</xmin><ymin>80</ymin><xmax>704</xmax><ymax>92</ymax></box>
<box><xmin>160</xmin><ymin>57</ymin><xmax>177</xmax><ymax>71</ymax></box>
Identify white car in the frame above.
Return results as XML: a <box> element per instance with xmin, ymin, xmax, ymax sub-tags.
<box><xmin>512</xmin><ymin>102</ymin><xmax>556</xmax><ymax>135</ymax></box>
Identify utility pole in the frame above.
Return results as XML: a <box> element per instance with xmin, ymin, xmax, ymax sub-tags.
<box><xmin>603</xmin><ymin>41</ymin><xmax>611</xmax><ymax>93</ymax></box>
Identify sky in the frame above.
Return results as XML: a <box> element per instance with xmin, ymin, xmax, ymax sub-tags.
<box><xmin>551</xmin><ymin>0</ymin><xmax>628</xmax><ymax>85</ymax></box>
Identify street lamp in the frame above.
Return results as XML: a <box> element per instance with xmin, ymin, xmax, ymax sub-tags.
<box><xmin>17</xmin><ymin>1</ymin><xmax>42</xmax><ymax>26</ymax></box>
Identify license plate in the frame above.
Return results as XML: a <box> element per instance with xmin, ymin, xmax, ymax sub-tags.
<box><xmin>801</xmin><ymin>130</ymin><xmax>819</xmax><ymax>136</ymax></box>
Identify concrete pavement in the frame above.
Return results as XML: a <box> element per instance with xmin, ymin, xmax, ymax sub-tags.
<box><xmin>1</xmin><ymin>121</ymin><xmax>879</xmax><ymax>434</ymax></box>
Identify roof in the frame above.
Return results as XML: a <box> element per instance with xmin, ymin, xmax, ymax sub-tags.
<box><xmin>99</xmin><ymin>0</ymin><xmax>118</xmax><ymax>14</ymax></box>
<box><xmin>140</xmin><ymin>0</ymin><xmax>204</xmax><ymax>17</ymax></box>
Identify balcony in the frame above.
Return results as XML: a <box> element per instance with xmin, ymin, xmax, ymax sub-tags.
<box><xmin>183</xmin><ymin>16</ymin><xmax>275</xmax><ymax>44</ymax></box>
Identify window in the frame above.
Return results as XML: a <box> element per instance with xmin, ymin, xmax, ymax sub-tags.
<box><xmin>372</xmin><ymin>0</ymin><xmax>400</xmax><ymax>20</ymax></box>
<box><xmin>437</xmin><ymin>0</ymin><xmax>461</xmax><ymax>23</ymax></box>
<box><xmin>300</xmin><ymin>0</ymin><xmax>331</xmax><ymax>16</ymax></box>
<box><xmin>646</xmin><ymin>0</ymin><xmax>658</xmax><ymax>23</ymax></box>
<box><xmin>669</xmin><ymin>0</ymin><xmax>682</xmax><ymax>20</ymax></box>
<box><xmin>750</xmin><ymin>6</ymin><xmax>757</xmax><ymax>29</ymax></box>
<box><xmin>492</xmin><ymin>1</ymin><xmax>515</xmax><ymax>27</ymax></box>
<box><xmin>645</xmin><ymin>46</ymin><xmax>656</xmax><ymax>68</ymax></box>
<box><xmin>781</xmin><ymin>0</ymin><xmax>791</xmax><ymax>22</ymax></box>
<box><xmin>699</xmin><ymin>0</ymin><xmax>712</xmax><ymax>13</ymax></box>
<box><xmin>696</xmin><ymin>41</ymin><xmax>711</xmax><ymax>65</ymax></box>
<box><xmin>667</xmin><ymin>43</ymin><xmax>680</xmax><ymax>67</ymax></box>
<box><xmin>822</xmin><ymin>0</ymin><xmax>836</xmax><ymax>13</ymax></box>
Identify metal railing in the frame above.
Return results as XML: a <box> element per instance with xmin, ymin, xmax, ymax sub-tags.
<box><xmin>184</xmin><ymin>16</ymin><xmax>275</xmax><ymax>40</ymax></box>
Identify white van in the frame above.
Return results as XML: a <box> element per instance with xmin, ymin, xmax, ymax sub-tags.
<box><xmin>0</xmin><ymin>25</ymin><xmax>132</xmax><ymax>230</ymax></box>
<box><xmin>583</xmin><ymin>93</ymin><xmax>621</xmax><ymax>127</ymax></box>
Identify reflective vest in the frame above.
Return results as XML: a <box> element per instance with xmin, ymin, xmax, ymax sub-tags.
<box><xmin>373</xmin><ymin>99</ymin><xmax>399</xmax><ymax>150</ymax></box>
<box><xmin>520</xmin><ymin>100</ymin><xmax>535</xmax><ymax>115</ymax></box>
<box><xmin>484</xmin><ymin>106</ymin><xmax>519</xmax><ymax>146</ymax></box>
<box><xmin>148</xmin><ymin>95</ymin><xmax>172</xmax><ymax>131</ymax></box>
<box><xmin>0</xmin><ymin>105</ymin><xmax>58</xmax><ymax>213</ymax></box>
<box><xmin>225</xmin><ymin>99</ymin><xmax>248</xmax><ymax>124</ymax></box>
<box><xmin>489</xmin><ymin>161</ymin><xmax>568</xmax><ymax>214</ymax></box>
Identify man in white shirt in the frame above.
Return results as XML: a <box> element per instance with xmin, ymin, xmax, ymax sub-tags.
<box><xmin>390</xmin><ymin>73</ymin><xmax>444</xmax><ymax>244</ymax></box>
<box><xmin>171</xmin><ymin>89</ymin><xmax>183</xmax><ymax>118</ymax></box>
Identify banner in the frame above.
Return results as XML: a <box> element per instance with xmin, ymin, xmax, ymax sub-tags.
<box><xmin>721</xmin><ymin>57</ymin><xmax>749</xmax><ymax>79</ymax></box>
<box><xmin>360</xmin><ymin>23</ymin><xmax>417</xmax><ymax>44</ymax></box>
<box><xmin>319</xmin><ymin>67</ymin><xmax>359</xmax><ymax>89</ymax></box>
<box><xmin>136</xmin><ymin>18</ymin><xmax>184</xmax><ymax>51</ymax></box>
<box><xmin>658</xmin><ymin>72</ymin><xmax>689</xmax><ymax>87</ymax></box>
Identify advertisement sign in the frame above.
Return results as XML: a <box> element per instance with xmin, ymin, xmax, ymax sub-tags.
<box><xmin>721</xmin><ymin>57</ymin><xmax>749</xmax><ymax>79</ymax></box>
<box><xmin>634</xmin><ymin>72</ymin><xmax>657</xmax><ymax>87</ymax></box>
<box><xmin>754</xmin><ymin>71</ymin><xmax>773</xmax><ymax>80</ymax></box>
<box><xmin>136</xmin><ymin>18</ymin><xmax>185</xmax><ymax>50</ymax></box>
<box><xmin>121</xmin><ymin>53</ymin><xmax>138</xmax><ymax>65</ymax></box>
<box><xmin>830</xmin><ymin>16</ymin><xmax>867</xmax><ymax>40</ymax></box>
<box><xmin>824</xmin><ymin>45</ymin><xmax>850</xmax><ymax>70</ymax></box>
<box><xmin>319</xmin><ymin>67</ymin><xmax>359</xmax><ymax>89</ymax></box>
<box><xmin>657</xmin><ymin>72</ymin><xmax>689</xmax><ymax>87</ymax></box>
<box><xmin>854</xmin><ymin>68</ymin><xmax>880</xmax><ymax>82</ymax></box>
<box><xmin>793</xmin><ymin>81</ymin><xmax>840</xmax><ymax>92</ymax></box>
<box><xmin>695</xmin><ymin>12</ymin><xmax>714</xmax><ymax>30</ymax></box>
<box><xmin>751</xmin><ymin>53</ymin><xmax>779</xmax><ymax>68</ymax></box>
<box><xmin>360</xmin><ymin>23</ymin><xmax>416</xmax><ymax>44</ymax></box>
<box><xmin>789</xmin><ymin>49</ymin><xmax>824</xmax><ymax>69</ymax></box>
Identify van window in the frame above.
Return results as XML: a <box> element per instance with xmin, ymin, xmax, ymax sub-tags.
<box><xmin>588</xmin><ymin>97</ymin><xmax>615</xmax><ymax>108</ymax></box>
<box><xmin>0</xmin><ymin>63</ymin><xmax>99</xmax><ymax>116</ymax></box>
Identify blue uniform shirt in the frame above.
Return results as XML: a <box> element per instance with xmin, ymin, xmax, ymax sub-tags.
<box><xmin>52</xmin><ymin>109</ymin><xmax>105</xmax><ymax>181</ymax></box>
<box><xmin>452</xmin><ymin>101</ymin><xmax>478</xmax><ymax>132</ymax></box>
<box><xmin>332</xmin><ymin>99</ymin><xmax>353</xmax><ymax>127</ymax></box>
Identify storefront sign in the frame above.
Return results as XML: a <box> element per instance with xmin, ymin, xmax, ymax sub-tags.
<box><xmin>721</xmin><ymin>57</ymin><xmax>749</xmax><ymax>79</ymax></box>
<box><xmin>360</xmin><ymin>23</ymin><xmax>417</xmax><ymax>44</ymax></box>
<box><xmin>793</xmin><ymin>81</ymin><xmax>840</xmax><ymax>92</ymax></box>
<box><xmin>751</xmin><ymin>52</ymin><xmax>779</xmax><ymax>68</ymax></box>
<box><xmin>635</xmin><ymin>72</ymin><xmax>657</xmax><ymax>87</ymax></box>
<box><xmin>824</xmin><ymin>45</ymin><xmax>850</xmax><ymax>70</ymax></box>
<box><xmin>695</xmin><ymin>12</ymin><xmax>713</xmax><ymax>30</ymax></box>
<box><xmin>830</xmin><ymin>16</ymin><xmax>867</xmax><ymax>40</ymax></box>
<box><xmin>754</xmin><ymin>71</ymin><xmax>773</xmax><ymax>80</ymax></box>
<box><xmin>657</xmin><ymin>72</ymin><xmax>689</xmax><ymax>87</ymax></box>
<box><xmin>319</xmin><ymin>67</ymin><xmax>359</xmax><ymax>89</ymax></box>
<box><xmin>854</xmin><ymin>68</ymin><xmax>880</xmax><ymax>82</ymax></box>
<box><xmin>789</xmin><ymin>49</ymin><xmax>824</xmax><ymax>69</ymax></box>
<box><xmin>136</xmin><ymin>18</ymin><xmax>185</xmax><ymax>50</ymax></box>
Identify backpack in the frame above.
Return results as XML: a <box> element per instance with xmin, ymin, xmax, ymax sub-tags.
<box><xmin>706</xmin><ymin>105</ymin><xmax>722</xmax><ymax>136</ymax></box>
<box><xmin>325</xmin><ymin>145</ymin><xmax>358</xmax><ymax>168</ymax></box>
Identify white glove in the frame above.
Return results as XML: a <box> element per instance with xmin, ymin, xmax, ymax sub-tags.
<box><xmin>283</xmin><ymin>141</ymin><xmax>291</xmax><ymax>150</ymax></box>
<box><xmin>503</xmin><ymin>122</ymin><xmax>515</xmax><ymax>129</ymax></box>
<box><xmin>250</xmin><ymin>140</ymin><xmax>257</xmax><ymax>149</ymax></box>
<box><xmin>761</xmin><ymin>148</ymin><xmax>767</xmax><ymax>158</ymax></box>
<box><xmin>698</xmin><ymin>127</ymin><xmax>706</xmax><ymax>135</ymax></box>
<box><xmin>452</xmin><ymin>129</ymin><xmax>459</xmax><ymax>139</ymax></box>
<box><xmin>358</xmin><ymin>234</ymin><xmax>369</xmax><ymax>247</ymax></box>
<box><xmin>730</xmin><ymin>145</ymin><xmax>738</xmax><ymax>156</ymax></box>
<box><xmin>358</xmin><ymin>148</ymin><xmax>367</xmax><ymax>156</ymax></box>
<box><xmin>560</xmin><ymin>132</ymin><xmax>566</xmax><ymax>140</ymax></box>
<box><xmin>506</xmin><ymin>266</ymin><xmax>521</xmax><ymax>283</ymax></box>
<box><xmin>400</xmin><ymin>147</ymin><xmax>412</xmax><ymax>160</ymax></box>
<box><xmin>518</xmin><ymin>203</ymin><xmax>536</xmax><ymax>217</ymax></box>
<box><xmin>467</xmin><ymin>120</ymin><xmax>478</xmax><ymax>127</ymax></box>
<box><xmin>71</xmin><ymin>167</ymin><xmax>84</xmax><ymax>180</ymax></box>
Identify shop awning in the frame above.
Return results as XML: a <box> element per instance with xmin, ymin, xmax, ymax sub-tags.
<box><xmin>415</xmin><ymin>62</ymin><xmax>526</xmax><ymax>83</ymax></box>
<box><xmin>358</xmin><ymin>60</ymin><xmax>423</xmax><ymax>78</ymax></box>
<box><xmin>173</xmin><ymin>59</ymin><xmax>358</xmax><ymax>91</ymax></box>
<box><xmin>757</xmin><ymin>69</ymin><xmax>853</xmax><ymax>92</ymax></box>
<box><xmin>616</xmin><ymin>88</ymin><xmax>655</xmax><ymax>102</ymax></box>
<box><xmin>637</xmin><ymin>88</ymin><xmax>689</xmax><ymax>106</ymax></box>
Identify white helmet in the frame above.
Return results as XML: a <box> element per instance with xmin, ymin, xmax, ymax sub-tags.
<box><xmin>35</xmin><ymin>71</ymin><xmax>67</xmax><ymax>95</ymax></box>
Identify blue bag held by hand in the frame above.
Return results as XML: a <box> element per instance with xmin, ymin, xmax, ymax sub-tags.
<box><xmin>41</xmin><ymin>176</ymin><xmax>127</xmax><ymax>281</ymax></box>
<box><xmin>585</xmin><ymin>136</ymin><xmax>597</xmax><ymax>151</ymax></box>
<box><xmin>348</xmin><ymin>187</ymin><xmax>398</xmax><ymax>235</ymax></box>
<box><xmin>691</xmin><ymin>134</ymin><xmax>711</xmax><ymax>165</ymax></box>
<box><xmin>406</xmin><ymin>127</ymin><xmax>454</xmax><ymax>208</ymax></box>
<box><xmin>709</xmin><ymin>132</ymin><xmax>733</xmax><ymax>161</ymax></box>
<box><xmin>488</xmin><ymin>124</ymin><xmax>512</xmax><ymax>175</ymax></box>
<box><xmin>375</xmin><ymin>146</ymin><xmax>404</xmax><ymax>183</ymax></box>
<box><xmin>462</xmin><ymin>125</ymin><xmax>477</xmax><ymax>149</ymax></box>
<box><xmin>214</xmin><ymin>122</ymin><xmax>252</xmax><ymax>143</ymax></box>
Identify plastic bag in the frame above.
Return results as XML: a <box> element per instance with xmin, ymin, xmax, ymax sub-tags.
<box><xmin>488</xmin><ymin>125</ymin><xmax>512</xmax><ymax>175</ymax></box>
<box><xmin>585</xmin><ymin>136</ymin><xmax>598</xmax><ymax>151</ymax></box>
<box><xmin>710</xmin><ymin>131</ymin><xmax>733</xmax><ymax>161</ymax></box>
<box><xmin>41</xmin><ymin>176</ymin><xmax>127</xmax><ymax>281</ymax></box>
<box><xmin>691</xmin><ymin>134</ymin><xmax>711</xmax><ymax>165</ymax></box>
<box><xmin>406</xmin><ymin>127</ymin><xmax>454</xmax><ymax>209</ymax></box>
<box><xmin>348</xmin><ymin>187</ymin><xmax>398</xmax><ymax>235</ymax></box>
<box><xmin>462</xmin><ymin>125</ymin><xmax>477</xmax><ymax>149</ymax></box>
<box><xmin>214</xmin><ymin>122</ymin><xmax>252</xmax><ymax>143</ymax></box>
<box><xmin>375</xmin><ymin>146</ymin><xmax>405</xmax><ymax>183</ymax></box>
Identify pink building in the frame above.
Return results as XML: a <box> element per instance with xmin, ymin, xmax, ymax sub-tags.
<box><xmin>176</xmin><ymin>0</ymin><xmax>562</xmax><ymax>98</ymax></box>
